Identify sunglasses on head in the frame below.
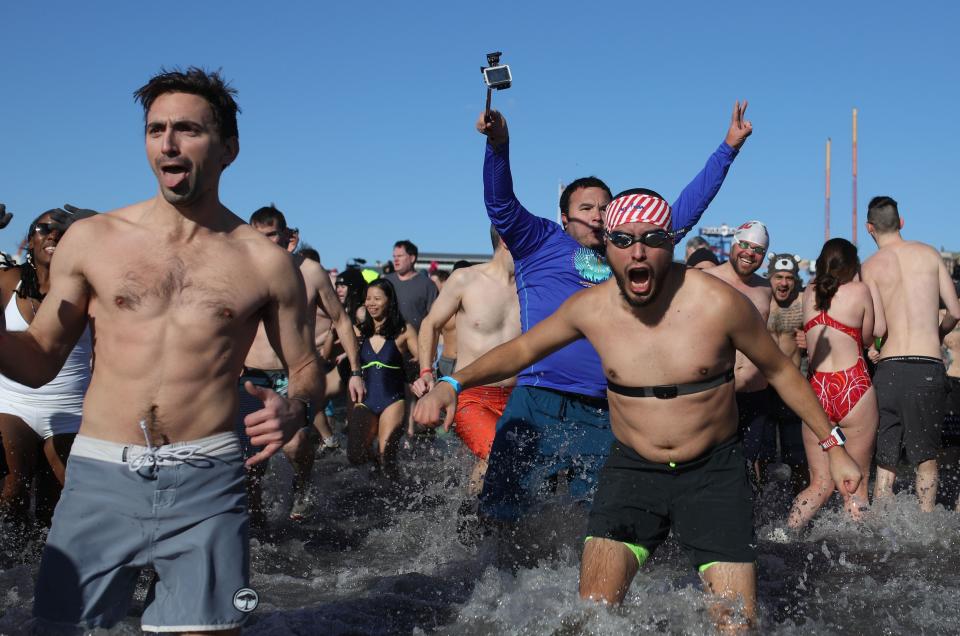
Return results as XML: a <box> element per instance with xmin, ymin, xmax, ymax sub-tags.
<box><xmin>33</xmin><ymin>222</ymin><xmax>56</xmax><ymax>236</ymax></box>
<box><xmin>735</xmin><ymin>240</ymin><xmax>766</xmax><ymax>255</ymax></box>
<box><xmin>604</xmin><ymin>229</ymin><xmax>675</xmax><ymax>250</ymax></box>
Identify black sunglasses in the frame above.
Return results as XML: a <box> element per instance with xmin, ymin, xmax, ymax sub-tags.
<box><xmin>605</xmin><ymin>229</ymin><xmax>675</xmax><ymax>250</ymax></box>
<box><xmin>33</xmin><ymin>222</ymin><xmax>57</xmax><ymax>236</ymax></box>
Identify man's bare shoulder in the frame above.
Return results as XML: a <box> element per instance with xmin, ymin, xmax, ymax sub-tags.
<box><xmin>298</xmin><ymin>256</ymin><xmax>329</xmax><ymax>287</ymax></box>
<box><xmin>685</xmin><ymin>268</ymin><xmax>757</xmax><ymax>318</ymax></box>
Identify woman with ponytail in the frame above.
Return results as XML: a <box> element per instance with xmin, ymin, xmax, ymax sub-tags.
<box><xmin>788</xmin><ymin>238</ymin><xmax>881</xmax><ymax>528</ymax></box>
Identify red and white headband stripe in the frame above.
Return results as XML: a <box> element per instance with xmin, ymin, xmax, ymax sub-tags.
<box><xmin>604</xmin><ymin>193</ymin><xmax>672</xmax><ymax>230</ymax></box>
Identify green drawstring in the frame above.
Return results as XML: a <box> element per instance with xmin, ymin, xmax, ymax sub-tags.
<box><xmin>361</xmin><ymin>361</ymin><xmax>401</xmax><ymax>371</ymax></box>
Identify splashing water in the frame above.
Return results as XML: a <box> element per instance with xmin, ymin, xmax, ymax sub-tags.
<box><xmin>2</xmin><ymin>435</ymin><xmax>960</xmax><ymax>634</ymax></box>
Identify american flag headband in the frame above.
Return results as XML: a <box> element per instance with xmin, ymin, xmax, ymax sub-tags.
<box><xmin>603</xmin><ymin>193</ymin><xmax>673</xmax><ymax>232</ymax></box>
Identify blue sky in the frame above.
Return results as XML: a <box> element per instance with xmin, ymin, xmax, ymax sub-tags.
<box><xmin>2</xmin><ymin>1</ymin><xmax>957</xmax><ymax>271</ymax></box>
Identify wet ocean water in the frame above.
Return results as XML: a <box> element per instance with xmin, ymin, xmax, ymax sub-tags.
<box><xmin>2</xmin><ymin>432</ymin><xmax>960</xmax><ymax>635</ymax></box>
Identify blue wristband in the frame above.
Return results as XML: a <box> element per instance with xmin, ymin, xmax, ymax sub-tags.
<box><xmin>437</xmin><ymin>376</ymin><xmax>462</xmax><ymax>395</ymax></box>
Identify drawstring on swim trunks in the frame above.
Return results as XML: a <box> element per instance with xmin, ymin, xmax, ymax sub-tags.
<box><xmin>127</xmin><ymin>420</ymin><xmax>202</xmax><ymax>472</ymax></box>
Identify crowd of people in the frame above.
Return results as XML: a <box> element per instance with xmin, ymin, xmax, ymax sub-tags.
<box><xmin>0</xmin><ymin>66</ymin><xmax>959</xmax><ymax>634</ymax></box>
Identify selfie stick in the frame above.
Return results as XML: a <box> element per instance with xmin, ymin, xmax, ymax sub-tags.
<box><xmin>485</xmin><ymin>87</ymin><xmax>492</xmax><ymax>118</ymax></box>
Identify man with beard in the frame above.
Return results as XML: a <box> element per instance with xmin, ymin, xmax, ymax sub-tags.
<box><xmin>765</xmin><ymin>253</ymin><xmax>808</xmax><ymax>490</ymax></box>
<box><xmin>705</xmin><ymin>222</ymin><xmax>775</xmax><ymax>475</ymax></box>
<box><xmin>414</xmin><ymin>190</ymin><xmax>861</xmax><ymax>631</ymax></box>
<box><xmin>472</xmin><ymin>103</ymin><xmax>753</xmax><ymax>532</ymax></box>
<box><xmin>861</xmin><ymin>196</ymin><xmax>960</xmax><ymax>511</ymax></box>
<box><xmin>1</xmin><ymin>68</ymin><xmax>319</xmax><ymax>633</ymax></box>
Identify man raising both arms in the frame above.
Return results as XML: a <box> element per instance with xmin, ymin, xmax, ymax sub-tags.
<box><xmin>861</xmin><ymin>196</ymin><xmax>960</xmax><ymax>511</ymax></box>
<box><xmin>705</xmin><ymin>222</ymin><xmax>775</xmax><ymax>479</ymax></box>
<box><xmin>412</xmin><ymin>226</ymin><xmax>519</xmax><ymax>494</ymax></box>
<box><xmin>241</xmin><ymin>205</ymin><xmax>364</xmax><ymax>526</ymax></box>
<box><xmin>415</xmin><ymin>190</ymin><xmax>861</xmax><ymax>631</ymax></box>
<box><xmin>1</xmin><ymin>68</ymin><xmax>320</xmax><ymax>633</ymax></box>
<box><xmin>474</xmin><ymin>102</ymin><xmax>753</xmax><ymax>533</ymax></box>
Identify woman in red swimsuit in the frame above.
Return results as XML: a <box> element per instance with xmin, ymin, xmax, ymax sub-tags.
<box><xmin>788</xmin><ymin>238</ymin><xmax>881</xmax><ymax>528</ymax></box>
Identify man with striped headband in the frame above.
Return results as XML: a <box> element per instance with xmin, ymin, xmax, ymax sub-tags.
<box><xmin>415</xmin><ymin>189</ymin><xmax>862</xmax><ymax>630</ymax></box>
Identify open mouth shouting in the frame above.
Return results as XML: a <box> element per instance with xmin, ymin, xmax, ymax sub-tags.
<box><xmin>627</xmin><ymin>265</ymin><xmax>653</xmax><ymax>296</ymax></box>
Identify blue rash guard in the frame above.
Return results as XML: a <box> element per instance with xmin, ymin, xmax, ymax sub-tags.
<box><xmin>483</xmin><ymin>140</ymin><xmax>738</xmax><ymax>398</ymax></box>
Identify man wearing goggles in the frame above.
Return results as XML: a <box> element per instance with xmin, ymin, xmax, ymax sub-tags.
<box><xmin>705</xmin><ymin>220</ymin><xmax>775</xmax><ymax>478</ymax></box>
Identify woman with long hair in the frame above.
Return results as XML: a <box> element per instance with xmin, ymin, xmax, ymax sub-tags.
<box><xmin>788</xmin><ymin>238</ymin><xmax>881</xmax><ymax>528</ymax></box>
<box><xmin>0</xmin><ymin>210</ymin><xmax>92</xmax><ymax>527</ymax></box>
<box><xmin>347</xmin><ymin>278</ymin><xmax>417</xmax><ymax>477</ymax></box>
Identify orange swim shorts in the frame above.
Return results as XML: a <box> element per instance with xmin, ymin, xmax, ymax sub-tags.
<box><xmin>453</xmin><ymin>385</ymin><xmax>514</xmax><ymax>460</ymax></box>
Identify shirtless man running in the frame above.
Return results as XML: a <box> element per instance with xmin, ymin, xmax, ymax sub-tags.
<box><xmin>412</xmin><ymin>227</ymin><xmax>519</xmax><ymax>493</ymax></box>
<box><xmin>705</xmin><ymin>222</ymin><xmax>775</xmax><ymax>473</ymax></box>
<box><xmin>415</xmin><ymin>189</ymin><xmax>861</xmax><ymax>631</ymax></box>
<box><xmin>241</xmin><ymin>205</ymin><xmax>364</xmax><ymax>525</ymax></box>
<box><xmin>861</xmin><ymin>196</ymin><xmax>960</xmax><ymax>511</ymax></box>
<box><xmin>0</xmin><ymin>68</ymin><xmax>321</xmax><ymax>634</ymax></box>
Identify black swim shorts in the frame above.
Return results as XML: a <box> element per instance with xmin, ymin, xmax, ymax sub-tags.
<box><xmin>874</xmin><ymin>356</ymin><xmax>947</xmax><ymax>466</ymax></box>
<box><xmin>585</xmin><ymin>436</ymin><xmax>756</xmax><ymax>570</ymax></box>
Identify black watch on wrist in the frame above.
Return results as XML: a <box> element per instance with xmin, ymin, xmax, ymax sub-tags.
<box><xmin>350</xmin><ymin>369</ymin><xmax>362</xmax><ymax>378</ymax></box>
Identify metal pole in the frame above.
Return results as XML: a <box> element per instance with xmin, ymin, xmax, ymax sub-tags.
<box><xmin>826</xmin><ymin>138</ymin><xmax>831</xmax><ymax>241</ymax></box>
<box><xmin>852</xmin><ymin>108</ymin><xmax>858</xmax><ymax>246</ymax></box>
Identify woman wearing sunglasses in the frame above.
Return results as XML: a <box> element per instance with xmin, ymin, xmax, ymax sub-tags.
<box><xmin>0</xmin><ymin>210</ymin><xmax>92</xmax><ymax>528</ymax></box>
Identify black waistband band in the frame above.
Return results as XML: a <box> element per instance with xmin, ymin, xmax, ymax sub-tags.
<box><xmin>613</xmin><ymin>434</ymin><xmax>740</xmax><ymax>471</ymax></box>
<box><xmin>878</xmin><ymin>355</ymin><xmax>944</xmax><ymax>365</ymax></box>
<box><xmin>607</xmin><ymin>368</ymin><xmax>735</xmax><ymax>400</ymax></box>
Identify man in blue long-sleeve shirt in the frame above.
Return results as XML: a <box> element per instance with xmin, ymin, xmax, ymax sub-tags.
<box><xmin>470</xmin><ymin>103</ymin><xmax>753</xmax><ymax>526</ymax></box>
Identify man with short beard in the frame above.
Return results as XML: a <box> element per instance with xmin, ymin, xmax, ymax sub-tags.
<box><xmin>765</xmin><ymin>253</ymin><xmax>808</xmax><ymax>490</ymax></box>
<box><xmin>414</xmin><ymin>190</ymin><xmax>861</xmax><ymax>632</ymax></box>
<box><xmin>2</xmin><ymin>68</ymin><xmax>319</xmax><ymax>634</ymax></box>
<box><xmin>705</xmin><ymin>222</ymin><xmax>775</xmax><ymax>472</ymax></box>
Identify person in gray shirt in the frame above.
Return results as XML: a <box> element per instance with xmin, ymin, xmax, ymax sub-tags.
<box><xmin>384</xmin><ymin>240</ymin><xmax>438</xmax><ymax>331</ymax></box>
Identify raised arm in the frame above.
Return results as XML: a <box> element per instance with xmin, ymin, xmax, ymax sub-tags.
<box><xmin>0</xmin><ymin>220</ymin><xmax>90</xmax><ymax>387</ymax></box>
<box><xmin>670</xmin><ymin>101</ymin><xmax>752</xmax><ymax>243</ymax></box>
<box><xmin>413</xmin><ymin>292</ymin><xmax>585</xmax><ymax>429</ymax></box>
<box><xmin>245</xmin><ymin>249</ymin><xmax>323</xmax><ymax>467</ymax></box>
<box><xmin>727</xmin><ymin>288</ymin><xmax>862</xmax><ymax>497</ymax></box>
<box><xmin>313</xmin><ymin>264</ymin><xmax>365</xmax><ymax>403</ymax></box>
<box><xmin>412</xmin><ymin>269</ymin><xmax>466</xmax><ymax>396</ymax></box>
<box><xmin>477</xmin><ymin>110</ymin><xmax>550</xmax><ymax>260</ymax></box>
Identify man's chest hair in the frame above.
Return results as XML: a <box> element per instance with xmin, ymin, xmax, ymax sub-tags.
<box><xmin>89</xmin><ymin>245</ymin><xmax>261</xmax><ymax>318</ymax></box>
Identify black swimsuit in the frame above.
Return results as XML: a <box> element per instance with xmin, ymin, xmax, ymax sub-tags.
<box><xmin>357</xmin><ymin>337</ymin><xmax>406</xmax><ymax>416</ymax></box>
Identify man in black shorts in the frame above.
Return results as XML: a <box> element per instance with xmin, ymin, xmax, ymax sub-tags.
<box><xmin>862</xmin><ymin>196</ymin><xmax>960</xmax><ymax>511</ymax></box>
<box><xmin>415</xmin><ymin>189</ymin><xmax>861</xmax><ymax>630</ymax></box>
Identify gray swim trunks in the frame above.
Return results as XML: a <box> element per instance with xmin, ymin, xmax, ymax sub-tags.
<box><xmin>32</xmin><ymin>432</ymin><xmax>254</xmax><ymax>633</ymax></box>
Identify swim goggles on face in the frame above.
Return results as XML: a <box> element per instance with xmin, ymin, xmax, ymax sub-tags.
<box><xmin>735</xmin><ymin>240</ymin><xmax>766</xmax><ymax>255</ymax></box>
<box><xmin>604</xmin><ymin>229</ymin><xmax>675</xmax><ymax>250</ymax></box>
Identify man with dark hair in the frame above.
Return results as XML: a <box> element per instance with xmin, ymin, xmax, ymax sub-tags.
<box><xmin>470</xmin><ymin>102</ymin><xmax>753</xmax><ymax>535</ymax></box>
<box><xmin>384</xmin><ymin>239</ymin><xmax>437</xmax><ymax>331</ymax></box>
<box><xmin>242</xmin><ymin>206</ymin><xmax>364</xmax><ymax>525</ymax></box>
<box><xmin>4</xmin><ymin>68</ymin><xmax>317</xmax><ymax>633</ymax></box>
<box><xmin>862</xmin><ymin>195</ymin><xmax>960</xmax><ymax>511</ymax></box>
